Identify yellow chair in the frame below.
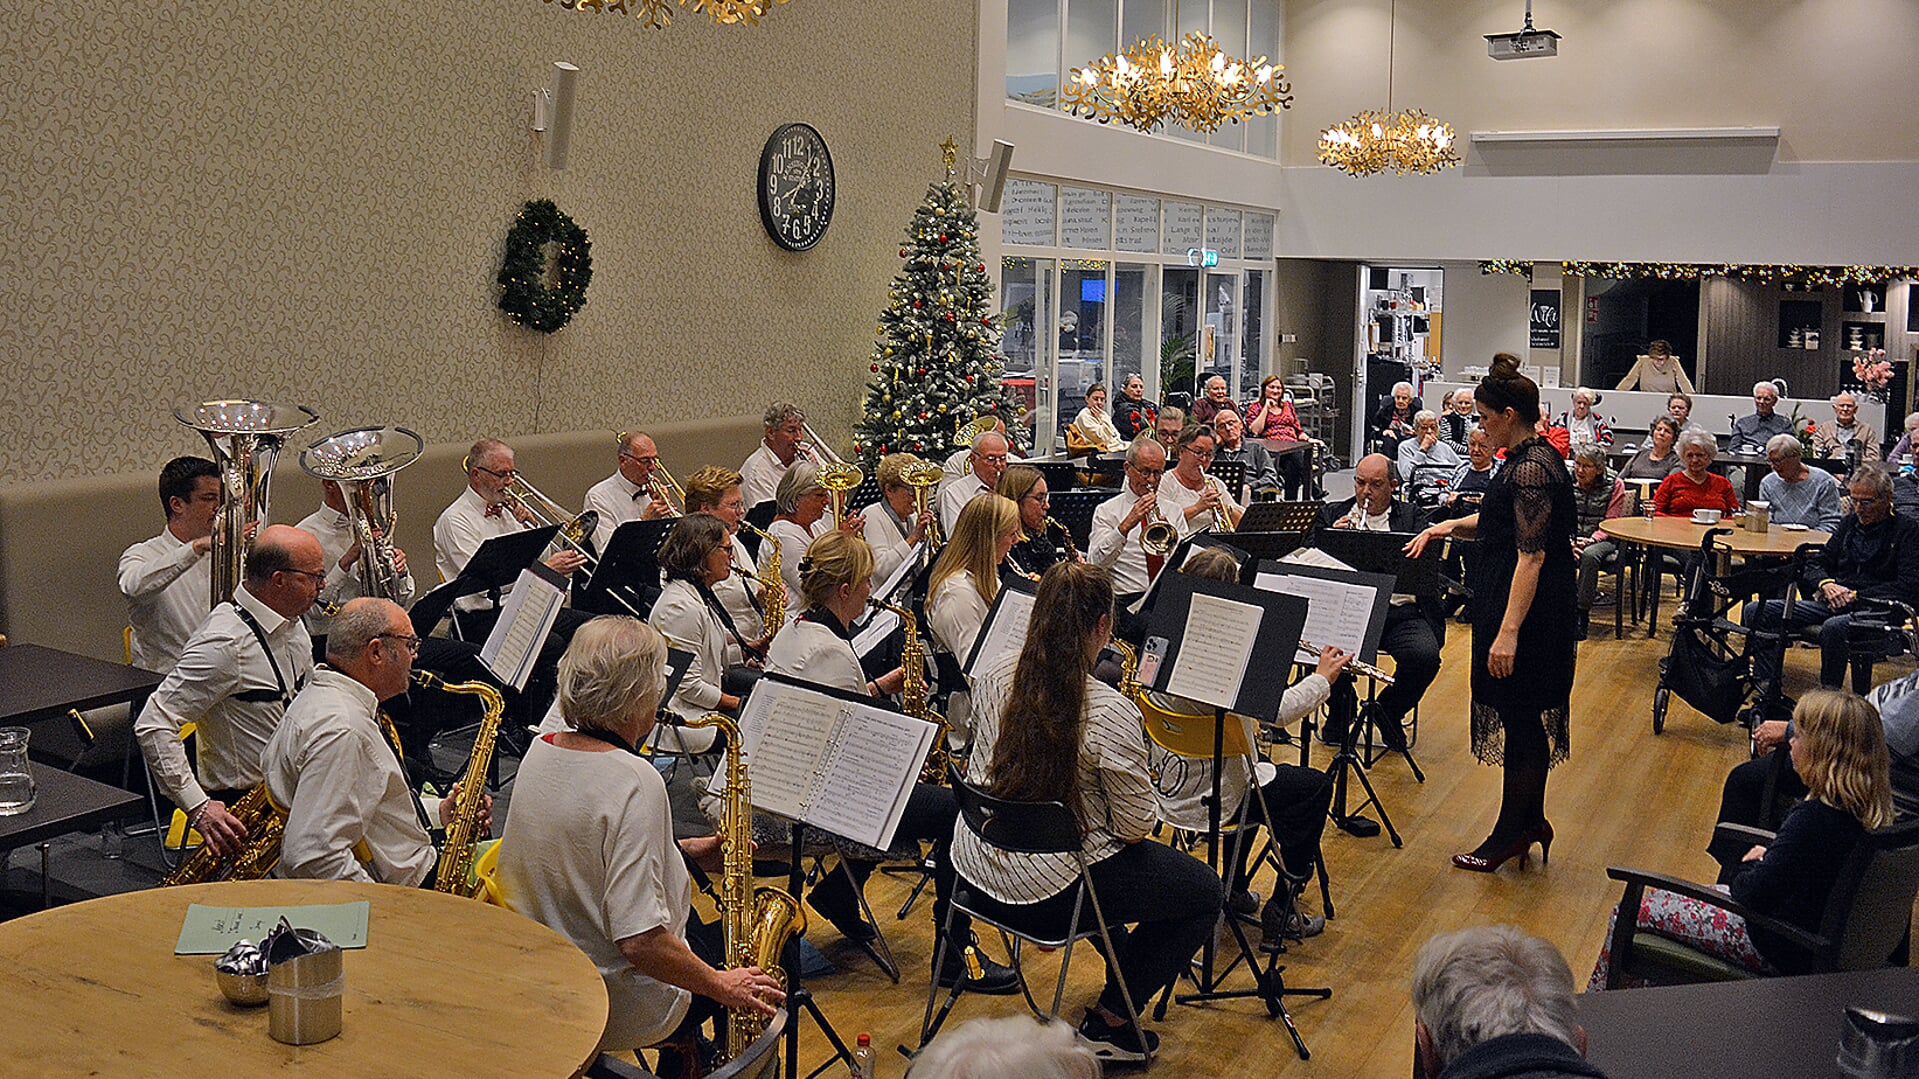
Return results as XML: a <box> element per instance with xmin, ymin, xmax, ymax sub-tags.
<box><xmin>467</xmin><ymin>838</ymin><xmax>509</xmax><ymax>907</ymax></box>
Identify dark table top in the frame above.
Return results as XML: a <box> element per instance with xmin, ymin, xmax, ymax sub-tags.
<box><xmin>0</xmin><ymin>764</ymin><xmax>144</xmax><ymax>852</ymax></box>
<box><xmin>1577</xmin><ymin>966</ymin><xmax>1919</xmax><ymax>1079</ymax></box>
<box><xmin>0</xmin><ymin>644</ymin><xmax>164</xmax><ymax>728</ymax></box>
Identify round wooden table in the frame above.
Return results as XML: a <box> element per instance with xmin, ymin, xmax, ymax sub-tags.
<box><xmin>0</xmin><ymin>879</ymin><xmax>608</xmax><ymax>1077</ymax></box>
<box><xmin>1598</xmin><ymin>516</ymin><xmax>1830</xmax><ymax>637</ymax></box>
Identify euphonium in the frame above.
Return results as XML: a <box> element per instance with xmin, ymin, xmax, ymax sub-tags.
<box><xmin>175</xmin><ymin>400</ymin><xmax>320</xmax><ymax>608</ymax></box>
<box><xmin>872</xmin><ymin>600</ymin><xmax>955</xmax><ymax>785</ymax></box>
<box><xmin>686</xmin><ymin>713</ymin><xmax>804</xmax><ymax>1062</ymax></box>
<box><xmin>300</xmin><ymin>425</ymin><xmax>424</xmax><ymax>603</ymax></box>
<box><xmin>901</xmin><ymin>459</ymin><xmax>948</xmax><ymax>556</ymax></box>
<box><xmin>160</xmin><ymin>784</ymin><xmax>287</xmax><ymax>886</ymax></box>
<box><xmin>419</xmin><ymin>670</ymin><xmax>507</xmax><ymax>897</ymax></box>
<box><xmin>818</xmin><ymin>462</ymin><xmax>864</xmax><ymax>528</ymax></box>
<box><xmin>739</xmin><ymin>520</ymin><xmax>786</xmax><ymax>642</ymax></box>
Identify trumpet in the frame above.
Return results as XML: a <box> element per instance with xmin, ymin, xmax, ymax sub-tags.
<box><xmin>1202</xmin><ymin>474</ymin><xmax>1236</xmax><ymax>532</ymax></box>
<box><xmin>1140</xmin><ymin>498</ymin><xmax>1178</xmax><ymax>558</ymax></box>
<box><xmin>799</xmin><ymin>419</ymin><xmax>847</xmax><ymax>467</ymax></box>
<box><xmin>1298</xmin><ymin>639</ymin><xmax>1394</xmax><ymax>685</ymax></box>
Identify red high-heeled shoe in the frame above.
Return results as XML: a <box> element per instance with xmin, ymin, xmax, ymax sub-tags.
<box><xmin>1451</xmin><ymin>820</ymin><xmax>1554</xmax><ymax>873</ymax></box>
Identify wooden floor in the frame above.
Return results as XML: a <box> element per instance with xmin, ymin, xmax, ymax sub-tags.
<box><xmin>768</xmin><ymin>624</ymin><xmax>1916</xmax><ymax>1077</ymax></box>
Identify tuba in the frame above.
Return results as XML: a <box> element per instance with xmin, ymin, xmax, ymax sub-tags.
<box><xmin>420</xmin><ymin>670</ymin><xmax>507</xmax><ymax>898</ymax></box>
<box><xmin>175</xmin><ymin>400</ymin><xmax>320</xmax><ymax>609</ymax></box>
<box><xmin>871</xmin><ymin>600</ymin><xmax>956</xmax><ymax>784</ymax></box>
<box><xmin>686</xmin><ymin>713</ymin><xmax>804</xmax><ymax>1062</ymax></box>
<box><xmin>160</xmin><ymin>784</ymin><xmax>287</xmax><ymax>886</ymax></box>
<box><xmin>299</xmin><ymin>426</ymin><xmax>423</xmax><ymax>603</ymax></box>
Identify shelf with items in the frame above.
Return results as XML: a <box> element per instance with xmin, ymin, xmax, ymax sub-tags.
<box><xmin>1777</xmin><ymin>298</ymin><xmax>1824</xmax><ymax>350</ymax></box>
<box><xmin>1843</xmin><ymin>320</ymin><xmax>1887</xmax><ymax>353</ymax></box>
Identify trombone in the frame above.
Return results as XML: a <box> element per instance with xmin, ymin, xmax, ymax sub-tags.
<box><xmin>799</xmin><ymin>420</ymin><xmax>847</xmax><ymax>467</ymax></box>
<box><xmin>460</xmin><ymin>455</ymin><xmax>601</xmax><ymax>571</ymax></box>
<box><xmin>649</xmin><ymin>461</ymin><xmax>687</xmax><ymax>518</ymax></box>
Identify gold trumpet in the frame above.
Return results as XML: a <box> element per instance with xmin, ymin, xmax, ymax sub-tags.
<box><xmin>1141</xmin><ymin>498</ymin><xmax>1178</xmax><ymax>557</ymax></box>
<box><xmin>1299</xmin><ymin>639</ymin><xmax>1394</xmax><ymax>685</ymax></box>
<box><xmin>1202</xmin><ymin>474</ymin><xmax>1236</xmax><ymax>532</ymax></box>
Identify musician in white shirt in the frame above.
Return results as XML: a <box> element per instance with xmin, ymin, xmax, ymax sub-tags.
<box><xmin>862</xmin><ymin>454</ymin><xmax>936</xmax><ymax>586</ymax></box>
<box><xmin>768</xmin><ymin>462</ymin><xmax>859</xmax><ymax>601</ymax></box>
<box><xmin>432</xmin><ymin>438</ymin><xmax>587</xmax><ymax>616</ymax></box>
<box><xmin>295</xmin><ymin>480</ymin><xmax>415</xmax><ymax>642</ymax></box>
<box><xmin>1087</xmin><ymin>439</ymin><xmax>1166</xmax><ymax>596</ymax></box>
<box><xmin>649</xmin><ymin>515</ymin><xmax>751</xmax><ymax>726</ymax></box>
<box><xmin>942</xmin><ymin>417</ymin><xmax>1019</xmax><ymax>476</ymax></box>
<box><xmin>133</xmin><ymin>526</ymin><xmax>322</xmax><ymax>858</ymax></box>
<box><xmin>1157</xmin><ymin>426</ymin><xmax>1242</xmax><ymax>536</ymax></box>
<box><xmin>925</xmin><ymin>495</ymin><xmax>1021</xmax><ymax>661</ymax></box>
<box><xmin>119</xmin><ymin>456</ymin><xmax>219</xmax><ymax>672</ymax></box>
<box><xmin>683</xmin><ymin>465</ymin><xmax>772</xmax><ymax>657</ymax></box>
<box><xmin>583</xmin><ymin>430</ymin><xmax>673</xmax><ymax>551</ymax></box>
<box><xmin>939</xmin><ymin>431</ymin><xmax>1009</xmax><ymax>534</ymax></box>
<box><xmin>740</xmin><ymin>401</ymin><xmax>808</xmax><ymax>508</ymax></box>
<box><xmin>264</xmin><ymin>598</ymin><xmax>487</xmax><ymax>886</ymax></box>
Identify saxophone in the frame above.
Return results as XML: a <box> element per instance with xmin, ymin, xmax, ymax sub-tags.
<box><xmin>870</xmin><ymin>600</ymin><xmax>955</xmax><ymax>785</ymax></box>
<box><xmin>419</xmin><ymin>670</ymin><xmax>506</xmax><ymax>897</ymax></box>
<box><xmin>160</xmin><ymin>784</ymin><xmax>287</xmax><ymax>885</ymax></box>
<box><xmin>685</xmin><ymin>713</ymin><xmax>805</xmax><ymax>1062</ymax></box>
<box><xmin>739</xmin><ymin>520</ymin><xmax>786</xmax><ymax>643</ymax></box>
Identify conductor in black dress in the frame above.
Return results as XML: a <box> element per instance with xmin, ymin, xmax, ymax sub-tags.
<box><xmin>1409</xmin><ymin>354</ymin><xmax>1577</xmax><ymax>873</ymax></box>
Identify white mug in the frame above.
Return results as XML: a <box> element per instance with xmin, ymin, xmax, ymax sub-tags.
<box><xmin>1692</xmin><ymin>508</ymin><xmax>1722</xmax><ymax>525</ymax></box>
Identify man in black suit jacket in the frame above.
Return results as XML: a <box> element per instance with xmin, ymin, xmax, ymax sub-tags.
<box><xmin>1311</xmin><ymin>454</ymin><xmax>1443</xmax><ymax>750</ymax></box>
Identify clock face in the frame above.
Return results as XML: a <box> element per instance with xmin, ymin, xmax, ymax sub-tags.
<box><xmin>758</xmin><ymin>123</ymin><xmax>836</xmax><ymax>252</ymax></box>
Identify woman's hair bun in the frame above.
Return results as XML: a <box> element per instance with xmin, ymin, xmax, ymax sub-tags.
<box><xmin>1488</xmin><ymin>352</ymin><xmax>1524</xmax><ymax>380</ymax></box>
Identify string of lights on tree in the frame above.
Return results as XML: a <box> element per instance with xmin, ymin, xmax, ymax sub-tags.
<box><xmin>851</xmin><ymin>147</ymin><xmax>1023</xmax><ymax>471</ymax></box>
<box><xmin>1480</xmin><ymin>260</ymin><xmax>1919</xmax><ymax>287</ymax></box>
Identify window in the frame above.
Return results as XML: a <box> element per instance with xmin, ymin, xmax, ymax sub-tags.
<box><xmin>1008</xmin><ymin>0</ymin><xmax>1061</xmax><ymax>107</ymax></box>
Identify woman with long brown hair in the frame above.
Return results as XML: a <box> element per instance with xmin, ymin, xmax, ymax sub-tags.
<box><xmin>948</xmin><ymin>561</ymin><xmax>1222</xmax><ymax>1064</ymax></box>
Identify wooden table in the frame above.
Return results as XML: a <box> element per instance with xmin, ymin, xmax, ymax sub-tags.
<box><xmin>0</xmin><ymin>878</ymin><xmax>608</xmax><ymax>1077</ymax></box>
<box><xmin>1578</xmin><ymin>966</ymin><xmax>1919</xmax><ymax>1079</ymax></box>
<box><xmin>0</xmin><ymin>643</ymin><xmax>164</xmax><ymax>729</ymax></box>
<box><xmin>1598</xmin><ymin>517</ymin><xmax>1830</xmax><ymax>637</ymax></box>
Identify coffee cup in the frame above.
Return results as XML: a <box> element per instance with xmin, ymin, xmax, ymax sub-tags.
<box><xmin>1692</xmin><ymin>508</ymin><xmax>1722</xmax><ymax>525</ymax></box>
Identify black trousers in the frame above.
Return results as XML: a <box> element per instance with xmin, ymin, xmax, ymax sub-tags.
<box><xmin>1233</xmin><ymin>764</ymin><xmax>1334</xmax><ymax>883</ymax></box>
<box><xmin>1329</xmin><ymin>605</ymin><xmax>1442</xmax><ymax>731</ymax></box>
<box><xmin>817</xmin><ymin>783</ymin><xmax>969</xmax><ymax>937</ymax></box>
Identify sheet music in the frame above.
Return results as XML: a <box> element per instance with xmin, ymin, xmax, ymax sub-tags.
<box><xmin>853</xmin><ymin>606</ymin><xmax>901</xmax><ymax>659</ymax></box>
<box><xmin>809</xmin><ymin>708</ymin><xmax>937</xmax><ymax>849</ymax></box>
<box><xmin>729</xmin><ymin>690</ymin><xmax>843</xmax><ymax>819</ymax></box>
<box><xmin>1165</xmin><ymin>591</ymin><xmax>1261</xmax><ymax>710</ymax></box>
<box><xmin>965</xmin><ymin>587</ymin><xmax>1036</xmax><ymax>675</ymax></box>
<box><xmin>876</xmin><ymin>539</ymin><xmax>924</xmax><ymax>602</ymax></box>
<box><xmin>479</xmin><ymin>565</ymin><xmax>566</xmax><ymax>690</ymax></box>
<box><xmin>1254</xmin><ymin>569</ymin><xmax>1379</xmax><ymax>664</ymax></box>
<box><xmin>1280</xmin><ymin>547</ymin><xmax>1355</xmax><ymax>572</ymax></box>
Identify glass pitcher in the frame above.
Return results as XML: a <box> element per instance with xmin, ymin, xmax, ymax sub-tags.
<box><xmin>0</xmin><ymin>727</ymin><xmax>35</xmax><ymax>816</ymax></box>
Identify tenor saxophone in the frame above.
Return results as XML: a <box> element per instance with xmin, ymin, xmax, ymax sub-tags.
<box><xmin>870</xmin><ymin>600</ymin><xmax>955</xmax><ymax>785</ymax></box>
<box><xmin>686</xmin><ymin>713</ymin><xmax>804</xmax><ymax>1062</ymax></box>
<box><xmin>418</xmin><ymin>670</ymin><xmax>506</xmax><ymax>897</ymax></box>
<box><xmin>160</xmin><ymin>784</ymin><xmax>288</xmax><ymax>886</ymax></box>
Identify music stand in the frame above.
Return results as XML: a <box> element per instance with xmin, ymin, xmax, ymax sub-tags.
<box><xmin>408</xmin><ymin>525</ymin><xmax>559</xmax><ymax>639</ymax></box>
<box><xmin>1236</xmin><ymin>501</ymin><xmax>1320</xmax><ymax>536</ymax></box>
<box><xmin>579</xmin><ymin>519</ymin><xmax>673</xmax><ymax>617</ymax></box>
<box><xmin>1137</xmin><ymin>573</ymin><xmax>1329</xmax><ymax>1058</ymax></box>
<box><xmin>740</xmin><ymin>501</ymin><xmax>779</xmax><ymax>560</ymax></box>
<box><xmin>1045</xmin><ymin>490</ymin><xmax>1106</xmax><ymax>552</ymax></box>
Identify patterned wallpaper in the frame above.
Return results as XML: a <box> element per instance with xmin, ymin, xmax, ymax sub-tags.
<box><xmin>0</xmin><ymin>1</ymin><xmax>977</xmax><ymax>484</ymax></box>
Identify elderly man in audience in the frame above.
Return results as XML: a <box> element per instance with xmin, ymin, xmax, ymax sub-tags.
<box><xmin>1439</xmin><ymin>388</ymin><xmax>1477</xmax><ymax>454</ymax></box>
<box><xmin>1151</xmin><ymin>405</ymin><xmax>1186</xmax><ymax>457</ymax></box>
<box><xmin>1886</xmin><ymin>411</ymin><xmax>1919</xmax><ymax>469</ymax></box>
<box><xmin>134</xmin><ymin>525</ymin><xmax>322</xmax><ymax>858</ymax></box>
<box><xmin>1411</xmin><ymin>925</ymin><xmax>1606</xmax><ymax>1079</ymax></box>
<box><xmin>1758</xmin><ymin>434</ymin><xmax>1844</xmax><ymax>531</ymax></box>
<box><xmin>584</xmin><ymin>429</ymin><xmax>674</xmax><ymax>551</ymax></box>
<box><xmin>1747</xmin><ymin>464</ymin><xmax>1919</xmax><ymax>693</ymax></box>
<box><xmin>1212</xmin><ymin>408</ymin><xmax>1278</xmax><ymax>501</ymax></box>
<box><xmin>263</xmin><ymin>598</ymin><xmax>487</xmax><ymax>886</ymax></box>
<box><xmin>1570</xmin><ymin>445</ymin><xmax>1631</xmax><ymax>642</ymax></box>
<box><xmin>740</xmin><ymin>401</ymin><xmax>807</xmax><ymax>507</ymax></box>
<box><xmin>1666</xmin><ymin>391</ymin><xmax>1705</xmax><ymax>434</ymax></box>
<box><xmin>1443</xmin><ymin>427</ymin><xmax>1499</xmax><ymax>515</ymax></box>
<box><xmin>1396</xmin><ymin>410</ymin><xmax>1463</xmax><ymax>506</ymax></box>
<box><xmin>120</xmin><ymin>456</ymin><xmax>220</xmax><ymax>673</ymax></box>
<box><xmin>1553</xmin><ymin>388</ymin><xmax>1613</xmax><ymax>449</ymax></box>
<box><xmin>1372</xmin><ymin>381</ymin><xmax>1421</xmax><ymax>458</ymax></box>
<box><xmin>1730</xmin><ymin>381</ymin><xmax>1791</xmax><ymax>453</ymax></box>
<box><xmin>1311</xmin><ymin>454</ymin><xmax>1442</xmax><ymax>751</ymax></box>
<box><xmin>1812</xmin><ymin>390</ymin><xmax>1881</xmax><ymax>464</ymax></box>
<box><xmin>939</xmin><ymin>429</ymin><xmax>1010</xmax><ymax>534</ymax></box>
<box><xmin>1190</xmin><ymin>374</ymin><xmax>1237</xmax><ymax>425</ymax></box>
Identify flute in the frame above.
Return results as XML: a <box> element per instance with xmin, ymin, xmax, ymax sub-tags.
<box><xmin>1299</xmin><ymin>639</ymin><xmax>1395</xmax><ymax>685</ymax></box>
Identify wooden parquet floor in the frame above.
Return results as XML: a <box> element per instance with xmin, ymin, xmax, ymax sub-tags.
<box><xmin>764</xmin><ymin>626</ymin><xmax>1916</xmax><ymax>1078</ymax></box>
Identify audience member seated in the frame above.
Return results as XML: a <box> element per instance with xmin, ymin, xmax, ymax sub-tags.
<box><xmin>1886</xmin><ymin>411</ymin><xmax>1919</xmax><ymax>470</ymax></box>
<box><xmin>1614</xmin><ymin>338</ymin><xmax>1694</xmax><ymax>397</ymax></box>
<box><xmin>1413</xmin><ymin>925</ymin><xmax>1606</xmax><ymax>1079</ymax></box>
<box><xmin>1397</xmin><ymin>410</ymin><xmax>1463</xmax><ymax>506</ymax></box>
<box><xmin>1570</xmin><ymin>445</ymin><xmax>1630</xmax><ymax>641</ymax></box>
<box><xmin>1372</xmin><ymin>381</ymin><xmax>1421</xmax><ymax>458</ymax></box>
<box><xmin>1812</xmin><ymin>390</ymin><xmax>1881</xmax><ymax>464</ymax></box>
<box><xmin>1896</xmin><ymin>467</ymin><xmax>1919</xmax><ymax>517</ymax></box>
<box><xmin>1730</xmin><ymin>381</ymin><xmax>1791</xmax><ymax>454</ymax></box>
<box><xmin>1112</xmin><ymin>372</ymin><xmax>1159</xmax><ymax>442</ymax></box>
<box><xmin>1070</xmin><ymin>382</ymin><xmax>1125</xmax><ymax>452</ymax></box>
<box><xmin>904</xmin><ymin>1016</ymin><xmax>1100</xmax><ymax>1079</ymax></box>
<box><xmin>1619</xmin><ymin>416</ymin><xmax>1683</xmax><ymax>483</ymax></box>
<box><xmin>1651</xmin><ymin>429</ymin><xmax>1739</xmax><ymax>518</ymax></box>
<box><xmin>1189</xmin><ymin>374</ymin><xmax>1238</xmax><ymax>426</ymax></box>
<box><xmin>1441</xmin><ymin>427</ymin><xmax>1499</xmax><ymax>518</ymax></box>
<box><xmin>1438</xmin><ymin>388</ymin><xmax>1477</xmax><ymax>455</ymax></box>
<box><xmin>120</xmin><ymin>456</ymin><xmax>219</xmax><ymax>673</ymax></box>
<box><xmin>1758</xmin><ymin>434</ymin><xmax>1843</xmax><ymax>531</ymax></box>
<box><xmin>1589</xmin><ymin>689</ymin><xmax>1894</xmax><ymax>986</ymax></box>
<box><xmin>1666</xmin><ymin>391</ymin><xmax>1705</xmax><ymax>434</ymax></box>
<box><xmin>1747</xmin><ymin>465</ymin><xmax>1919</xmax><ymax>693</ymax></box>
<box><xmin>1213</xmin><ymin>409</ymin><xmax>1279</xmax><ymax>501</ymax></box>
<box><xmin>1536</xmin><ymin>415</ymin><xmax>1572</xmax><ymax>459</ymax></box>
<box><xmin>1554</xmin><ymin>388</ymin><xmax>1613</xmax><ymax>448</ymax></box>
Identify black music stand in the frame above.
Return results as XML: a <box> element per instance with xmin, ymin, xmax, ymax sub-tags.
<box><xmin>408</xmin><ymin>525</ymin><xmax>560</xmax><ymax>639</ymax></box>
<box><xmin>1236</xmin><ymin>500</ymin><xmax>1320</xmax><ymax>536</ymax></box>
<box><xmin>579</xmin><ymin>519</ymin><xmax>673</xmax><ymax>617</ymax></box>
<box><xmin>1045</xmin><ymin>490</ymin><xmax>1106</xmax><ymax>551</ymax></box>
<box><xmin>741</xmin><ymin>502</ymin><xmax>779</xmax><ymax>560</ymax></box>
<box><xmin>1026</xmin><ymin>458</ymin><xmax>1080</xmax><ymax>493</ymax></box>
<box><xmin>1205</xmin><ymin>458</ymin><xmax>1245</xmax><ymax>500</ymax></box>
<box><xmin>1137</xmin><ymin>573</ymin><xmax>1329</xmax><ymax>1059</ymax></box>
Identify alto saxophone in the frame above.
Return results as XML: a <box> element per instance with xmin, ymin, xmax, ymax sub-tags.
<box><xmin>870</xmin><ymin>600</ymin><xmax>955</xmax><ymax>785</ymax></box>
<box><xmin>685</xmin><ymin>713</ymin><xmax>804</xmax><ymax>1062</ymax></box>
<box><xmin>739</xmin><ymin>520</ymin><xmax>786</xmax><ymax>643</ymax></box>
<box><xmin>161</xmin><ymin>784</ymin><xmax>288</xmax><ymax>886</ymax></box>
<box><xmin>418</xmin><ymin>670</ymin><xmax>506</xmax><ymax>897</ymax></box>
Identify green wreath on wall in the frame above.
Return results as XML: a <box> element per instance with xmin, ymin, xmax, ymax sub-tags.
<box><xmin>497</xmin><ymin>199</ymin><xmax>592</xmax><ymax>333</ymax></box>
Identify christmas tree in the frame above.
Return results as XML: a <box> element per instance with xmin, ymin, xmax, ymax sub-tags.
<box><xmin>852</xmin><ymin>141</ymin><xmax>1024</xmax><ymax>471</ymax></box>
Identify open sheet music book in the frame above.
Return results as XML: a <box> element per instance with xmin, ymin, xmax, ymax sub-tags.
<box><xmin>964</xmin><ymin>575</ymin><xmax>1037</xmax><ymax>676</ymax></box>
<box><xmin>479</xmin><ymin>562</ymin><xmax>567</xmax><ymax>690</ymax></box>
<box><xmin>710</xmin><ymin>675</ymin><xmax>935</xmax><ymax>850</ymax></box>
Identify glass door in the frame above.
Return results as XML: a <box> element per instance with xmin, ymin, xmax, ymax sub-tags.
<box><xmin>1001</xmin><ymin>256</ymin><xmax>1053</xmax><ymax>453</ymax></box>
<box><xmin>1202</xmin><ymin>271</ymin><xmax>1240</xmax><ymax>403</ymax></box>
<box><xmin>1160</xmin><ymin>266</ymin><xmax>1200</xmax><ymax>405</ymax></box>
<box><xmin>1057</xmin><ymin>261</ymin><xmax>1110</xmax><ymax>446</ymax></box>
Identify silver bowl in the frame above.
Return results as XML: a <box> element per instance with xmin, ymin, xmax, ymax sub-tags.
<box><xmin>215</xmin><ymin>967</ymin><xmax>270</xmax><ymax>1007</ymax></box>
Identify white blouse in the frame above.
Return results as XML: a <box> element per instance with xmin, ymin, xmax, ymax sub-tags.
<box><xmin>1072</xmin><ymin>407</ymin><xmax>1124</xmax><ymax>452</ymax></box>
<box><xmin>647</xmin><ymin>578</ymin><xmax>731</xmax><ymax>723</ymax></box>
<box><xmin>927</xmin><ymin>570</ymin><xmax>992</xmax><ymax>660</ymax></box>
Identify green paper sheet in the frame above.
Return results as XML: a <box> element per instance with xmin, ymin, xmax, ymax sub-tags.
<box><xmin>175</xmin><ymin>901</ymin><xmax>371</xmax><ymax>954</ymax></box>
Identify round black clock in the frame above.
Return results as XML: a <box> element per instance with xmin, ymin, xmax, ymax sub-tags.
<box><xmin>757</xmin><ymin>122</ymin><xmax>836</xmax><ymax>252</ymax></box>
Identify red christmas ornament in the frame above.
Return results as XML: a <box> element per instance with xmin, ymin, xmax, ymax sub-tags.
<box><xmin>919</xmin><ymin>411</ymin><xmax>929</xmax><ymax>420</ymax></box>
<box><xmin>870</xmin><ymin>363</ymin><xmax>879</xmax><ymax>372</ymax></box>
<box><xmin>943</xmin><ymin>313</ymin><xmax>955</xmax><ymax>321</ymax></box>
<box><xmin>899</xmin><ymin>249</ymin><xmax>908</xmax><ymax>257</ymax></box>
<box><xmin>916</xmin><ymin>367</ymin><xmax>926</xmax><ymax>375</ymax></box>
<box><xmin>976</xmin><ymin>263</ymin><xmax>985</xmax><ymax>273</ymax></box>
<box><xmin>939</xmin><ymin>234</ymin><xmax>949</xmax><ymax>243</ymax></box>
<box><xmin>913</xmin><ymin>300</ymin><xmax>922</xmax><ymax>309</ymax></box>
<box><xmin>965</xmin><ymin>374</ymin><xmax>975</xmax><ymax>383</ymax></box>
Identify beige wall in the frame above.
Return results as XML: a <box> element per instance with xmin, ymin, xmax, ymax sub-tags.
<box><xmin>0</xmin><ymin>1</ymin><xmax>976</xmax><ymax>484</ymax></box>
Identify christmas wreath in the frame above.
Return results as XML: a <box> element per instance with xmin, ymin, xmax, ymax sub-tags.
<box><xmin>497</xmin><ymin>199</ymin><xmax>592</xmax><ymax>333</ymax></box>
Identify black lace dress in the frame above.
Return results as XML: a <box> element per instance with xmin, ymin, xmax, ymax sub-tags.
<box><xmin>1466</xmin><ymin>436</ymin><xmax>1578</xmax><ymax>767</ymax></box>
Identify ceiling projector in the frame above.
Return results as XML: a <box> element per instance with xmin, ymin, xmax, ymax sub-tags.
<box><xmin>1486</xmin><ymin>1</ymin><xmax>1559</xmax><ymax>60</ymax></box>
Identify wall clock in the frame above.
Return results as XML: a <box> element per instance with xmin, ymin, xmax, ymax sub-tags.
<box><xmin>758</xmin><ymin>122</ymin><xmax>836</xmax><ymax>252</ymax></box>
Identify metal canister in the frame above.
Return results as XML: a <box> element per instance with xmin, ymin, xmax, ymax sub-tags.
<box><xmin>267</xmin><ymin>931</ymin><xmax>344</xmax><ymax>1045</ymax></box>
<box><xmin>1746</xmin><ymin>500</ymin><xmax>1771</xmax><ymax>532</ymax></box>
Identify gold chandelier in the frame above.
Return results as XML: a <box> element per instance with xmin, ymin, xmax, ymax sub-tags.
<box><xmin>548</xmin><ymin>0</ymin><xmax>791</xmax><ymax>28</ymax></box>
<box><xmin>1062</xmin><ymin>32</ymin><xmax>1291</xmax><ymax>134</ymax></box>
<box><xmin>1317</xmin><ymin>0</ymin><xmax>1459</xmax><ymax>176</ymax></box>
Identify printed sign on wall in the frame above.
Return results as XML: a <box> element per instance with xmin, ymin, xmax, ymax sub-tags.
<box><xmin>1530</xmin><ymin>289</ymin><xmax>1562</xmax><ymax>350</ymax></box>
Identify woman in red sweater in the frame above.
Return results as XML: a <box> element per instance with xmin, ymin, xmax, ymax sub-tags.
<box><xmin>1652</xmin><ymin>428</ymin><xmax>1740</xmax><ymax>517</ymax></box>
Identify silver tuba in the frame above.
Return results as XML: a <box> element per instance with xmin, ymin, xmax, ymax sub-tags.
<box><xmin>300</xmin><ymin>426</ymin><xmax>424</xmax><ymax>603</ymax></box>
<box><xmin>174</xmin><ymin>400</ymin><xmax>319</xmax><ymax>609</ymax></box>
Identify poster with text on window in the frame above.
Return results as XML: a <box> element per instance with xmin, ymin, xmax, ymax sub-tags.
<box><xmin>1530</xmin><ymin>289</ymin><xmax>1561</xmax><ymax>350</ymax></box>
